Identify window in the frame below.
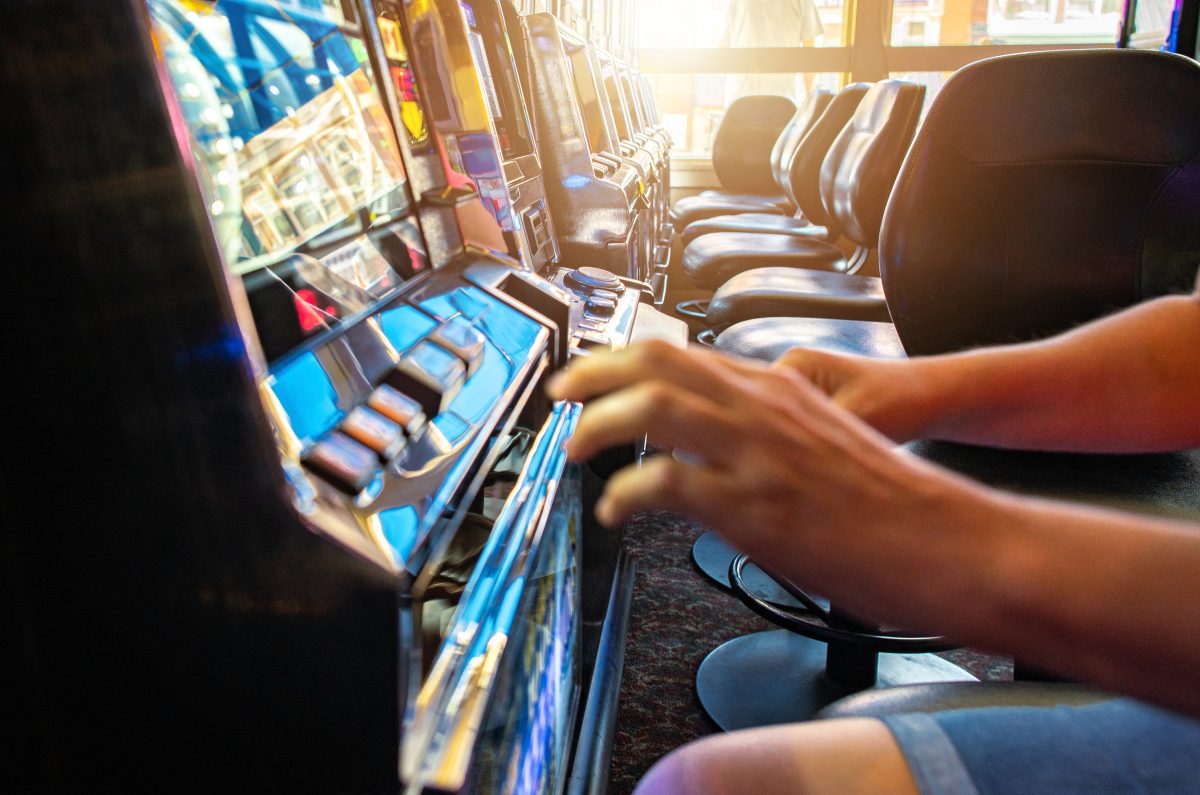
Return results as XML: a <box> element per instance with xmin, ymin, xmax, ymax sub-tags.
<box><xmin>890</xmin><ymin>0</ymin><xmax>1123</xmax><ymax>46</ymax></box>
<box><xmin>638</xmin><ymin>0</ymin><xmax>1116</xmax><ymax>158</ymax></box>
<box><xmin>640</xmin><ymin>0</ymin><xmax>847</xmax><ymax>49</ymax></box>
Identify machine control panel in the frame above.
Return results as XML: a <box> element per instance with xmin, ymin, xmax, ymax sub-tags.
<box><xmin>565</xmin><ymin>266</ymin><xmax>627</xmax><ymax>295</ymax></box>
<box><xmin>548</xmin><ymin>266</ymin><xmax>644</xmax><ymax>354</ymax></box>
<box><xmin>267</xmin><ymin>282</ymin><xmax>552</xmax><ymax>570</ymax></box>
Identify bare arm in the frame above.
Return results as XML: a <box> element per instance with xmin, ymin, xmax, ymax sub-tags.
<box><xmin>547</xmin><ymin>338</ymin><xmax>1200</xmax><ymax>716</ymax></box>
<box><xmin>780</xmin><ymin>293</ymin><xmax>1200</xmax><ymax>452</ymax></box>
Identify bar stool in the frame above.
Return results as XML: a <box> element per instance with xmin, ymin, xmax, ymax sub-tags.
<box><xmin>678</xmin><ymin>84</ymin><xmax>871</xmax><ymax>334</ymax></box>
<box><xmin>677</xmin><ymin>80</ymin><xmax>922</xmax><ymax>337</ymax></box>
<box><xmin>669</xmin><ymin>93</ymin><xmax>828</xmax><ymax>233</ymax></box>
<box><xmin>696</xmin><ymin>553</ymin><xmax>973</xmax><ymax>730</ymax></box>
<box><xmin>710</xmin><ymin>50</ymin><xmax>1200</xmax><ymax>354</ymax></box>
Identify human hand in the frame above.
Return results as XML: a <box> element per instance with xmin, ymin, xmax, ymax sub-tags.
<box><xmin>546</xmin><ymin>342</ymin><xmax>968</xmax><ymax>590</ymax></box>
<box><xmin>773</xmin><ymin>348</ymin><xmax>939</xmax><ymax>443</ymax></box>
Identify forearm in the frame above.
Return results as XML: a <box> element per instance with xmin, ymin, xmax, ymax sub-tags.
<box><xmin>770</xmin><ymin>463</ymin><xmax>1200</xmax><ymax>716</ymax></box>
<box><xmin>552</xmin><ymin>340</ymin><xmax>1200</xmax><ymax>713</ymax></box>
<box><xmin>906</xmin><ymin>295</ymin><xmax>1200</xmax><ymax>452</ymax></box>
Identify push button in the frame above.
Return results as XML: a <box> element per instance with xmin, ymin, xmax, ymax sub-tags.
<box><xmin>340</xmin><ymin>406</ymin><xmax>406</xmax><ymax>461</ymax></box>
<box><xmin>430</xmin><ymin>318</ymin><xmax>486</xmax><ymax>375</ymax></box>
<box><xmin>585</xmin><ymin>297</ymin><xmax>617</xmax><ymax>318</ymax></box>
<box><xmin>303</xmin><ymin>432</ymin><xmax>381</xmax><ymax>495</ymax></box>
<box><xmin>386</xmin><ymin>341</ymin><xmax>467</xmax><ymax>418</ymax></box>
<box><xmin>578</xmin><ymin>318</ymin><xmax>606</xmax><ymax>333</ymax></box>
<box><xmin>367</xmin><ymin>384</ymin><xmax>426</xmax><ymax>435</ymax></box>
<box><xmin>565</xmin><ymin>267</ymin><xmax>624</xmax><ymax>295</ymax></box>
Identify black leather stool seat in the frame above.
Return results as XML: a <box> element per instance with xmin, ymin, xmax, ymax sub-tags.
<box><xmin>683</xmin><ymin>212</ymin><xmax>821</xmax><ymax>247</ymax></box>
<box><xmin>669</xmin><ymin>195</ymin><xmax>788</xmax><ymax>229</ymax></box>
<box><xmin>696</xmin><ymin>191</ymin><xmax>794</xmax><ymax>209</ymax></box>
<box><xmin>714</xmin><ymin>316</ymin><xmax>904</xmax><ymax>362</ymax></box>
<box><xmin>682</xmin><ymin>232</ymin><xmax>844</xmax><ymax>290</ymax></box>
<box><xmin>815</xmin><ymin>682</ymin><xmax>1114</xmax><ymax>720</ymax></box>
<box><xmin>708</xmin><ymin>267</ymin><xmax>890</xmax><ymax>329</ymax></box>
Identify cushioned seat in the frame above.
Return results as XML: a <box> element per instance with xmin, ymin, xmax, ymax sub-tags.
<box><xmin>681</xmin><ymin>232</ymin><xmax>845</xmax><ymax>290</ymax></box>
<box><xmin>682</xmin><ymin>84</ymin><xmax>871</xmax><ymax>248</ymax></box>
<box><xmin>669</xmin><ymin>195</ymin><xmax>788</xmax><ymax>228</ymax></box>
<box><xmin>670</xmin><ymin>91</ymin><xmax>833</xmax><ymax>229</ymax></box>
<box><xmin>712</xmin><ymin>50</ymin><xmax>1200</xmax><ymax>360</ymax></box>
<box><xmin>815</xmin><ymin>682</ymin><xmax>1113</xmax><ymax>721</ymax></box>
<box><xmin>683</xmin><ymin>80</ymin><xmax>925</xmax><ymax>295</ymax></box>
<box><xmin>693</xmin><ymin>191</ymin><xmax>794</xmax><ymax>210</ymax></box>
<box><xmin>683</xmin><ymin>212</ymin><xmax>822</xmax><ymax>246</ymax></box>
<box><xmin>708</xmin><ymin>267</ymin><xmax>890</xmax><ymax>328</ymax></box>
<box><xmin>715</xmin><ymin>316</ymin><xmax>904</xmax><ymax>362</ymax></box>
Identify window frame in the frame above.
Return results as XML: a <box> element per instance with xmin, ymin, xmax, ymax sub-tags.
<box><xmin>639</xmin><ymin>0</ymin><xmax>1113</xmax><ymax>160</ymax></box>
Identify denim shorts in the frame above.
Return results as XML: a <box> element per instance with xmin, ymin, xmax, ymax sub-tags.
<box><xmin>883</xmin><ymin>700</ymin><xmax>1200</xmax><ymax>794</ymax></box>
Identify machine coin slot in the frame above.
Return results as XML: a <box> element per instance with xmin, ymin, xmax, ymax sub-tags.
<box><xmin>386</xmin><ymin>341</ymin><xmax>468</xmax><ymax>418</ymax></box>
<box><xmin>367</xmin><ymin>384</ymin><xmax>426</xmax><ymax>435</ymax></box>
<box><xmin>340</xmin><ymin>406</ymin><xmax>407</xmax><ymax>462</ymax></box>
<box><xmin>303</xmin><ymin>432</ymin><xmax>382</xmax><ymax>495</ymax></box>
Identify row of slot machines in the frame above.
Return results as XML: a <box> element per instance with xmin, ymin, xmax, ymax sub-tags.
<box><xmin>3</xmin><ymin>0</ymin><xmax>682</xmax><ymax>792</ymax></box>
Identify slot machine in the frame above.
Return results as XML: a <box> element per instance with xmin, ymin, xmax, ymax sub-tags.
<box><xmin>594</xmin><ymin>48</ymin><xmax>670</xmax><ymax>294</ymax></box>
<box><xmin>392</xmin><ymin>0</ymin><xmax>559</xmax><ymax>275</ymax></box>
<box><xmin>398</xmin><ymin>0</ymin><xmax>682</xmax><ymax>359</ymax></box>
<box><xmin>622</xmin><ymin>64</ymin><xmax>674</xmax><ymax>297</ymax></box>
<box><xmin>513</xmin><ymin>12</ymin><xmax>656</xmax><ymax>291</ymax></box>
<box><xmin>558</xmin><ymin>32</ymin><xmax>674</xmax><ymax>301</ymax></box>
<box><xmin>3</xmin><ymin>0</ymin><xmax>644</xmax><ymax>790</ymax></box>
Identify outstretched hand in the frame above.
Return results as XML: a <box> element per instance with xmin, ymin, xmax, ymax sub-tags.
<box><xmin>546</xmin><ymin>341</ymin><xmax>970</xmax><ymax>586</ymax></box>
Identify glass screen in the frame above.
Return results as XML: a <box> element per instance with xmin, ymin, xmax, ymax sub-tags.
<box><xmin>148</xmin><ymin>0</ymin><xmax>429</xmax><ymax>364</ymax></box>
<box><xmin>461</xmin><ymin>1</ymin><xmax>536</xmax><ymax>161</ymax></box>
<box><xmin>598</xmin><ymin>56</ymin><xmax>631</xmax><ymax>140</ymax></box>
<box><xmin>563</xmin><ymin>40</ymin><xmax>611</xmax><ymax>156</ymax></box>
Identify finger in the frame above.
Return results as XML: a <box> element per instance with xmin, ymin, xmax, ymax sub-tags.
<box><xmin>596</xmin><ymin>455</ymin><xmax>739</xmax><ymax>528</ymax></box>
<box><xmin>566</xmin><ymin>380</ymin><xmax>744</xmax><ymax>464</ymax></box>
<box><xmin>547</xmin><ymin>340</ymin><xmax>750</xmax><ymax>406</ymax></box>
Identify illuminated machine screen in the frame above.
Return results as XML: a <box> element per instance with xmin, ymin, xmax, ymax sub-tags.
<box><xmin>461</xmin><ymin>1</ymin><xmax>535</xmax><ymax>162</ymax></box>
<box><xmin>147</xmin><ymin>0</ymin><xmax>430</xmax><ymax>365</ymax></box>
<box><xmin>619</xmin><ymin>71</ymin><xmax>642</xmax><ymax>131</ymax></box>
<box><xmin>561</xmin><ymin>37</ymin><xmax>610</xmax><ymax>156</ymax></box>
<box><xmin>598</xmin><ymin>55</ymin><xmax>631</xmax><ymax>140</ymax></box>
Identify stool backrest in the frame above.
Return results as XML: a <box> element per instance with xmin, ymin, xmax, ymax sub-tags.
<box><xmin>819</xmin><ymin>80</ymin><xmax>926</xmax><ymax>249</ymax></box>
<box><xmin>769</xmin><ymin>90</ymin><xmax>834</xmax><ymax>196</ymax></box>
<box><xmin>785</xmin><ymin>83</ymin><xmax>870</xmax><ymax>233</ymax></box>
<box><xmin>711</xmin><ymin>95</ymin><xmax>798</xmax><ymax>193</ymax></box>
<box><xmin>880</xmin><ymin>50</ymin><xmax>1200</xmax><ymax>356</ymax></box>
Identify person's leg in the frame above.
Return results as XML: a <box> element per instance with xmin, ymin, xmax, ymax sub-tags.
<box><xmin>633</xmin><ymin>718</ymin><xmax>920</xmax><ymax>795</ymax></box>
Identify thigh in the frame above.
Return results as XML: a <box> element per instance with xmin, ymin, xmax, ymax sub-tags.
<box><xmin>885</xmin><ymin>700</ymin><xmax>1200</xmax><ymax>795</ymax></box>
<box><xmin>633</xmin><ymin>718</ymin><xmax>921</xmax><ymax>795</ymax></box>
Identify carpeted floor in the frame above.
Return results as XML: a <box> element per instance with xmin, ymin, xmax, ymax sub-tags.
<box><xmin>606</xmin><ymin>508</ymin><xmax>1013</xmax><ymax>795</ymax></box>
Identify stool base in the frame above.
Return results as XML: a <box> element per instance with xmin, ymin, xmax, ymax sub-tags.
<box><xmin>696</xmin><ymin>630</ymin><xmax>976</xmax><ymax>731</ymax></box>
<box><xmin>692</xmin><ymin>532</ymin><xmax>809</xmax><ymax>609</ymax></box>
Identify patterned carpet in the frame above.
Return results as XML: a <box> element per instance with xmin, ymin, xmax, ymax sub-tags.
<box><xmin>606</xmin><ymin>508</ymin><xmax>1013</xmax><ymax>795</ymax></box>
